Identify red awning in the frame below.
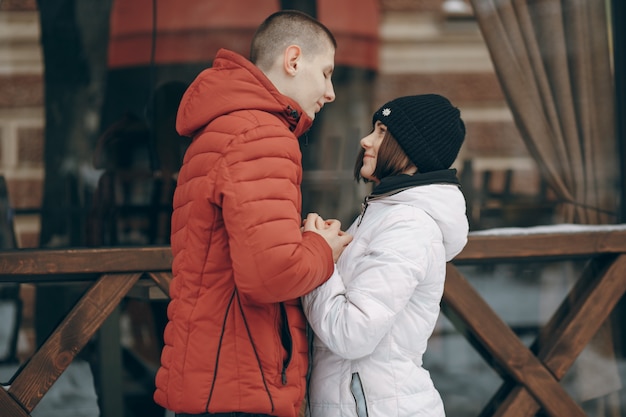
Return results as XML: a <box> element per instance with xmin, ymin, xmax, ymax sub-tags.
<box><xmin>317</xmin><ymin>0</ymin><xmax>380</xmax><ymax>70</ymax></box>
<box><xmin>107</xmin><ymin>0</ymin><xmax>379</xmax><ymax>70</ymax></box>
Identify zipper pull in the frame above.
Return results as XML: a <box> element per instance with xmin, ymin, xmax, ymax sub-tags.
<box><xmin>286</xmin><ymin>105</ymin><xmax>300</xmax><ymax>121</ymax></box>
<box><xmin>357</xmin><ymin>197</ymin><xmax>369</xmax><ymax>227</ymax></box>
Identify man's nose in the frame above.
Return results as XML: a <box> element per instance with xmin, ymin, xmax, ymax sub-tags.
<box><xmin>325</xmin><ymin>82</ymin><xmax>336</xmax><ymax>103</ymax></box>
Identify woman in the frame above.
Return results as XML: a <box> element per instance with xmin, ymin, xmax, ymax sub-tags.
<box><xmin>302</xmin><ymin>94</ymin><xmax>469</xmax><ymax>417</ymax></box>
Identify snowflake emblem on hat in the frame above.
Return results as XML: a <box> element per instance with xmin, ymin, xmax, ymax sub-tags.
<box><xmin>382</xmin><ymin>108</ymin><xmax>391</xmax><ymax>116</ymax></box>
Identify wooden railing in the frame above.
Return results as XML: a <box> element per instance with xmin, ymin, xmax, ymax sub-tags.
<box><xmin>0</xmin><ymin>247</ymin><xmax>173</xmax><ymax>417</ymax></box>
<box><xmin>0</xmin><ymin>225</ymin><xmax>625</xmax><ymax>417</ymax></box>
<box><xmin>445</xmin><ymin>224</ymin><xmax>626</xmax><ymax>417</ymax></box>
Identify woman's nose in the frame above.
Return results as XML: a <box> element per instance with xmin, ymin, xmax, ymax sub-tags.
<box><xmin>360</xmin><ymin>133</ymin><xmax>372</xmax><ymax>148</ymax></box>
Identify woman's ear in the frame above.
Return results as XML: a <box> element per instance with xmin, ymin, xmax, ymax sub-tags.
<box><xmin>283</xmin><ymin>45</ymin><xmax>302</xmax><ymax>77</ymax></box>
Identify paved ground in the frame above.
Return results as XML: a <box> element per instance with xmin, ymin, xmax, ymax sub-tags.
<box><xmin>0</xmin><ymin>360</ymin><xmax>99</xmax><ymax>417</ymax></box>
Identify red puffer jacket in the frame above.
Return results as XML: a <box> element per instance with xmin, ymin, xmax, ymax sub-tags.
<box><xmin>154</xmin><ymin>49</ymin><xmax>334</xmax><ymax>416</ymax></box>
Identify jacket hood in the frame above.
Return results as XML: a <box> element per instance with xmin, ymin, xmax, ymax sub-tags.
<box><xmin>369</xmin><ymin>171</ymin><xmax>469</xmax><ymax>261</ymax></box>
<box><xmin>176</xmin><ymin>48</ymin><xmax>313</xmax><ymax>138</ymax></box>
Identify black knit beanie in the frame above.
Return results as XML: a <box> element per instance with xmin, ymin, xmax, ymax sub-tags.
<box><xmin>372</xmin><ymin>94</ymin><xmax>466</xmax><ymax>173</ymax></box>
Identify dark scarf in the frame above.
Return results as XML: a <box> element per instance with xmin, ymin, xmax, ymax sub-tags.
<box><xmin>357</xmin><ymin>169</ymin><xmax>461</xmax><ymax>226</ymax></box>
<box><xmin>370</xmin><ymin>169</ymin><xmax>460</xmax><ymax>197</ymax></box>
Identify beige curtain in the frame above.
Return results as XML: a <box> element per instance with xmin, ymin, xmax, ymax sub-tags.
<box><xmin>469</xmin><ymin>0</ymin><xmax>618</xmax><ymax>224</ymax></box>
<box><xmin>468</xmin><ymin>0</ymin><xmax>621</xmax><ymax>413</ymax></box>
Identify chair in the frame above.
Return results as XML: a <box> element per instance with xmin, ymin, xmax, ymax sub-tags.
<box><xmin>459</xmin><ymin>159</ymin><xmax>556</xmax><ymax>231</ymax></box>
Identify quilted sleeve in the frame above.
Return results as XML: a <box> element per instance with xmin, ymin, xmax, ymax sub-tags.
<box><xmin>218</xmin><ymin>120</ymin><xmax>334</xmax><ymax>303</ymax></box>
<box><xmin>302</xmin><ymin>214</ymin><xmax>430</xmax><ymax>359</ymax></box>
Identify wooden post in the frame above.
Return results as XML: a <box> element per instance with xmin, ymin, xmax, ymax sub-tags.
<box><xmin>613</xmin><ymin>0</ymin><xmax>626</xmax><ymax>223</ymax></box>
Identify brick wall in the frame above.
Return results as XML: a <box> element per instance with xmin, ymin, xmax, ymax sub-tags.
<box><xmin>0</xmin><ymin>0</ymin><xmax>43</xmax><ymax>249</ymax></box>
<box><xmin>0</xmin><ymin>0</ymin><xmax>41</xmax><ymax>361</ymax></box>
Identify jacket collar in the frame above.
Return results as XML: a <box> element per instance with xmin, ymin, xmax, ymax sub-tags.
<box><xmin>217</xmin><ymin>49</ymin><xmax>313</xmax><ymax>137</ymax></box>
<box><xmin>357</xmin><ymin>169</ymin><xmax>462</xmax><ymax>227</ymax></box>
<box><xmin>369</xmin><ymin>169</ymin><xmax>460</xmax><ymax>199</ymax></box>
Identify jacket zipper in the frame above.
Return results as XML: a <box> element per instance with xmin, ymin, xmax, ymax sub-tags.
<box><xmin>357</xmin><ymin>187</ymin><xmax>414</xmax><ymax>227</ymax></box>
<box><xmin>279</xmin><ymin>302</ymin><xmax>293</xmax><ymax>384</ymax></box>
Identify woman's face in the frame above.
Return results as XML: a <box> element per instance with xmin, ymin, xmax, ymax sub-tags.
<box><xmin>359</xmin><ymin>121</ymin><xmax>387</xmax><ymax>183</ymax></box>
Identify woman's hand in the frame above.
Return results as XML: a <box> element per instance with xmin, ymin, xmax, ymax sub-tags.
<box><xmin>303</xmin><ymin>213</ymin><xmax>352</xmax><ymax>262</ymax></box>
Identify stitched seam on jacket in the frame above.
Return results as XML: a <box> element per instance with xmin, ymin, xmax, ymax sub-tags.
<box><xmin>205</xmin><ymin>287</ymin><xmax>237</xmax><ymax>412</ymax></box>
<box><xmin>236</xmin><ymin>291</ymin><xmax>275</xmax><ymax>412</ymax></box>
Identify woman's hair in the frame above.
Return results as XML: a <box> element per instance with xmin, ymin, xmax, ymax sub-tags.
<box><xmin>250</xmin><ymin>10</ymin><xmax>337</xmax><ymax>71</ymax></box>
<box><xmin>353</xmin><ymin>130</ymin><xmax>415</xmax><ymax>182</ymax></box>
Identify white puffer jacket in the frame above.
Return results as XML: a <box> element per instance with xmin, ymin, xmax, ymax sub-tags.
<box><xmin>302</xmin><ymin>178</ymin><xmax>468</xmax><ymax>417</ymax></box>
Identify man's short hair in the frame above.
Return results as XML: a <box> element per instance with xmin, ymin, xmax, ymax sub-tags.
<box><xmin>250</xmin><ymin>10</ymin><xmax>337</xmax><ymax>71</ymax></box>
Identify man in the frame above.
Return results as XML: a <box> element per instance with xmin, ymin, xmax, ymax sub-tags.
<box><xmin>154</xmin><ymin>10</ymin><xmax>352</xmax><ymax>417</ymax></box>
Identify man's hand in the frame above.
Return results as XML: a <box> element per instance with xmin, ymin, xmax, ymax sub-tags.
<box><xmin>303</xmin><ymin>213</ymin><xmax>353</xmax><ymax>262</ymax></box>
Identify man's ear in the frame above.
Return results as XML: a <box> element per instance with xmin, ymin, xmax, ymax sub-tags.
<box><xmin>283</xmin><ymin>45</ymin><xmax>302</xmax><ymax>76</ymax></box>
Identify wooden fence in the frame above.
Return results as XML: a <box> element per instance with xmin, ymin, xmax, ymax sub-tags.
<box><xmin>0</xmin><ymin>225</ymin><xmax>625</xmax><ymax>417</ymax></box>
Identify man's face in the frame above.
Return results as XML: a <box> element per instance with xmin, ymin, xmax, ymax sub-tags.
<box><xmin>291</xmin><ymin>46</ymin><xmax>336</xmax><ymax>120</ymax></box>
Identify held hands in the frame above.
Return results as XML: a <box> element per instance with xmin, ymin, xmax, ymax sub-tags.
<box><xmin>303</xmin><ymin>213</ymin><xmax>353</xmax><ymax>262</ymax></box>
